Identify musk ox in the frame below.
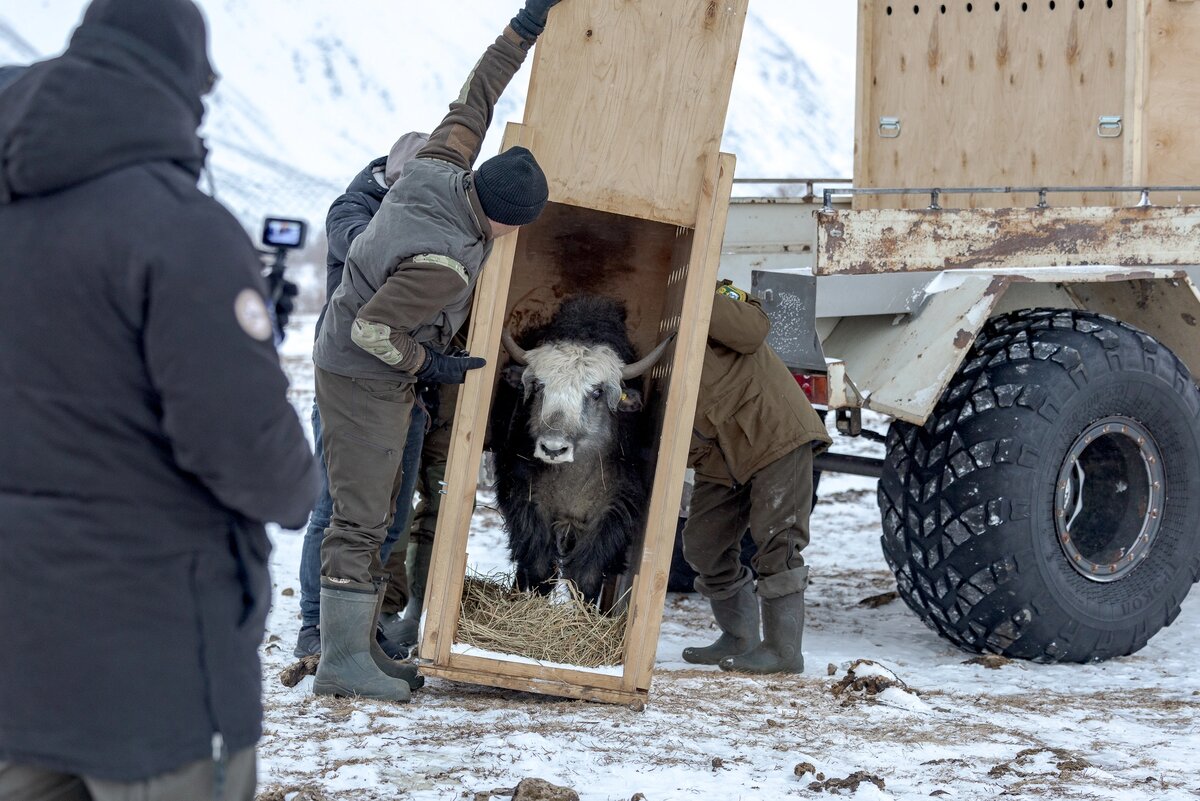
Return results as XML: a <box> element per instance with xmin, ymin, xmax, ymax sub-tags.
<box><xmin>490</xmin><ymin>295</ymin><xmax>674</xmax><ymax>605</ymax></box>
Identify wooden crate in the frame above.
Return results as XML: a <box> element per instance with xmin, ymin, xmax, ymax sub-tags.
<box><xmin>854</xmin><ymin>0</ymin><xmax>1200</xmax><ymax>208</ymax></box>
<box><xmin>417</xmin><ymin>0</ymin><xmax>747</xmax><ymax>705</ymax></box>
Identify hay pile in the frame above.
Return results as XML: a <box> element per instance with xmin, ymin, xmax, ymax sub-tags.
<box><xmin>457</xmin><ymin>573</ymin><xmax>627</xmax><ymax>668</ymax></box>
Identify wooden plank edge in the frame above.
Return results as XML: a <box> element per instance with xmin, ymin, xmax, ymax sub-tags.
<box><xmin>420</xmin><ymin>664</ymin><xmax>646</xmax><ymax>707</ymax></box>
<box><xmin>620</xmin><ymin>151</ymin><xmax>738</xmax><ymax>693</ymax></box>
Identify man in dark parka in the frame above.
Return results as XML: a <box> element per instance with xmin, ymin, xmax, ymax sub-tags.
<box><xmin>681</xmin><ymin>284</ymin><xmax>832</xmax><ymax>674</ymax></box>
<box><xmin>0</xmin><ymin>0</ymin><xmax>319</xmax><ymax>797</ymax></box>
<box><xmin>0</xmin><ymin>66</ymin><xmax>26</xmax><ymax>93</ymax></box>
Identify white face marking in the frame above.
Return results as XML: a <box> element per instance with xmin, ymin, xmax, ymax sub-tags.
<box><xmin>522</xmin><ymin>342</ymin><xmax>624</xmax><ymax>463</ymax></box>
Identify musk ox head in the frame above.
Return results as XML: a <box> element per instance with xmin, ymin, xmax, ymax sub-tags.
<box><xmin>502</xmin><ymin>330</ymin><xmax>674</xmax><ymax>464</ymax></box>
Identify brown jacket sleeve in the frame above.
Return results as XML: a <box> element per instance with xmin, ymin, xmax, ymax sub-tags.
<box><xmin>708</xmin><ymin>292</ymin><xmax>770</xmax><ymax>354</ymax></box>
<box><xmin>352</xmin><ymin>257</ymin><xmax>468</xmax><ymax>371</ymax></box>
<box><xmin>417</xmin><ymin>26</ymin><xmax>531</xmax><ymax>170</ymax></box>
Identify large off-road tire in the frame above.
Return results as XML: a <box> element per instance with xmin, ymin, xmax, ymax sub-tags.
<box><xmin>878</xmin><ymin>309</ymin><xmax>1200</xmax><ymax>662</ymax></box>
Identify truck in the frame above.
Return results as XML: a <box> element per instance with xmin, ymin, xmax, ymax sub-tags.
<box><xmin>718</xmin><ymin>0</ymin><xmax>1200</xmax><ymax>665</ymax></box>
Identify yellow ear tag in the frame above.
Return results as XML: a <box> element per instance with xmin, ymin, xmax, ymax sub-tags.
<box><xmin>620</xmin><ymin>391</ymin><xmax>628</xmax><ymax>402</ymax></box>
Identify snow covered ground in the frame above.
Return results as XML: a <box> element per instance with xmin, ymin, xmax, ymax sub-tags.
<box><xmin>259</xmin><ymin>316</ymin><xmax>1200</xmax><ymax>801</ymax></box>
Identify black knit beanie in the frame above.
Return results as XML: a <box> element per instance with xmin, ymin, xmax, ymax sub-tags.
<box><xmin>473</xmin><ymin>146</ymin><xmax>548</xmax><ymax>226</ymax></box>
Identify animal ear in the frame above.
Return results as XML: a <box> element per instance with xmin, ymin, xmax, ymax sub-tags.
<box><xmin>617</xmin><ymin>387</ymin><xmax>643</xmax><ymax>413</ymax></box>
<box><xmin>502</xmin><ymin>364</ymin><xmax>525</xmax><ymax>388</ymax></box>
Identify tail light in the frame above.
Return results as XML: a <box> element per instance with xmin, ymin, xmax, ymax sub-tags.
<box><xmin>794</xmin><ymin>372</ymin><xmax>828</xmax><ymax>406</ymax></box>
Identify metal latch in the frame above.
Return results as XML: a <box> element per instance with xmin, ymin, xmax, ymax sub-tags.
<box><xmin>1097</xmin><ymin>115</ymin><xmax>1123</xmax><ymax>138</ymax></box>
<box><xmin>878</xmin><ymin>116</ymin><xmax>902</xmax><ymax>139</ymax></box>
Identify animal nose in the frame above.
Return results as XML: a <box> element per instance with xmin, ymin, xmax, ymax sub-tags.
<box><xmin>535</xmin><ymin>438</ymin><xmax>574</xmax><ymax>463</ymax></box>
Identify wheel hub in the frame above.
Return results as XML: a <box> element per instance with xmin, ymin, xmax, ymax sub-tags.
<box><xmin>1055</xmin><ymin>416</ymin><xmax>1164</xmax><ymax>582</ymax></box>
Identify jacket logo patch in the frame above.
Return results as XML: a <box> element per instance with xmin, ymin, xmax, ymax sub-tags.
<box><xmin>235</xmin><ymin>289</ymin><xmax>273</xmax><ymax>342</ymax></box>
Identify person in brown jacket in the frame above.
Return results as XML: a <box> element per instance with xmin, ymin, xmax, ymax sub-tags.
<box><xmin>682</xmin><ymin>282</ymin><xmax>832</xmax><ymax>674</ymax></box>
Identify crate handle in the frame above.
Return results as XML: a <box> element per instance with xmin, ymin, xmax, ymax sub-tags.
<box><xmin>879</xmin><ymin>117</ymin><xmax>902</xmax><ymax>139</ymax></box>
<box><xmin>1097</xmin><ymin>116</ymin><xmax>1123</xmax><ymax>138</ymax></box>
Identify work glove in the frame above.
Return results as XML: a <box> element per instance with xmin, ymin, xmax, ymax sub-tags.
<box><xmin>511</xmin><ymin>0</ymin><xmax>564</xmax><ymax>41</ymax></box>
<box><xmin>414</xmin><ymin>345</ymin><xmax>487</xmax><ymax>385</ymax></box>
<box><xmin>265</xmin><ymin>272</ymin><xmax>300</xmax><ymax>340</ymax></box>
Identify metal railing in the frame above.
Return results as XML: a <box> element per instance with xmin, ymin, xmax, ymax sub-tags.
<box><xmin>821</xmin><ymin>185</ymin><xmax>1200</xmax><ymax>212</ymax></box>
<box><xmin>732</xmin><ymin>177</ymin><xmax>852</xmax><ymax>204</ymax></box>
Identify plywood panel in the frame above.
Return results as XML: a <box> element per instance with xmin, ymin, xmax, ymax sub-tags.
<box><xmin>856</xmin><ymin>0</ymin><xmax>1127</xmax><ymax>209</ymax></box>
<box><xmin>420</xmin><ymin>146</ymin><xmax>739</xmax><ymax>705</ymax></box>
<box><xmin>621</xmin><ymin>152</ymin><xmax>736</xmax><ymax>692</ymax></box>
<box><xmin>501</xmin><ymin>202</ymin><xmax>681</xmax><ymax>361</ymax></box>
<box><xmin>1143</xmin><ymin>0</ymin><xmax>1200</xmax><ymax>203</ymax></box>
<box><xmin>521</xmin><ymin>0</ymin><xmax>748</xmax><ymax>227</ymax></box>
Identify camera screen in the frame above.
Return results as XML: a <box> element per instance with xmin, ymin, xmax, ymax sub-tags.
<box><xmin>262</xmin><ymin>217</ymin><xmax>307</xmax><ymax>249</ymax></box>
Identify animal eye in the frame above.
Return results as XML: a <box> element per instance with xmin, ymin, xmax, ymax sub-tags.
<box><xmin>590</xmin><ymin>387</ymin><xmax>604</xmax><ymax>400</ymax></box>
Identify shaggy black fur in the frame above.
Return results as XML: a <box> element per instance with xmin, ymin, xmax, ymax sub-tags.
<box><xmin>490</xmin><ymin>295</ymin><xmax>651</xmax><ymax>606</ymax></box>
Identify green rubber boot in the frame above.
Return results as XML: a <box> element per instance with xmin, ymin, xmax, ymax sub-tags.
<box><xmin>313</xmin><ymin>583</ymin><xmax>411</xmax><ymax>702</ymax></box>
<box><xmin>370</xmin><ymin>577</ymin><xmax>424</xmax><ymax>690</ymax></box>
<box><xmin>682</xmin><ymin>582</ymin><xmax>761</xmax><ymax>665</ymax></box>
<box><xmin>719</xmin><ymin>573</ymin><xmax>806</xmax><ymax>674</ymax></box>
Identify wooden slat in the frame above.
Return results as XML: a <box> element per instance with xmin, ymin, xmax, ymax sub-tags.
<box><xmin>421</xmin><ymin>662</ymin><xmax>645</xmax><ymax>706</ymax></box>
<box><xmin>1123</xmin><ymin>0</ymin><xmax>1149</xmax><ymax>185</ymax></box>
<box><xmin>441</xmin><ymin>652</ymin><xmax>626</xmax><ymax>690</ymax></box>
<box><xmin>1144</xmin><ymin>0</ymin><xmax>1200</xmax><ymax>202</ymax></box>
<box><xmin>853</xmin><ymin>0</ymin><xmax>877</xmax><ymax>201</ymax></box>
<box><xmin>815</xmin><ymin>204</ymin><xmax>1200</xmax><ymax>274</ymax></box>
<box><xmin>621</xmin><ymin>152</ymin><xmax>736</xmax><ymax>692</ymax></box>
<box><xmin>420</xmin><ymin>123</ymin><xmax>534</xmax><ymax>665</ymax></box>
<box><xmin>521</xmin><ymin>0</ymin><xmax>748</xmax><ymax>228</ymax></box>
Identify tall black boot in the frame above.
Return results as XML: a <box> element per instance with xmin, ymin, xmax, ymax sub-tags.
<box><xmin>719</xmin><ymin>572</ymin><xmax>806</xmax><ymax>674</ymax></box>
<box><xmin>370</xmin><ymin>577</ymin><xmax>424</xmax><ymax>690</ymax></box>
<box><xmin>313</xmin><ymin>583</ymin><xmax>412</xmax><ymax>701</ymax></box>
<box><xmin>682</xmin><ymin>582</ymin><xmax>761</xmax><ymax>665</ymax></box>
<box><xmin>379</xmin><ymin>539</ymin><xmax>433</xmax><ymax>647</ymax></box>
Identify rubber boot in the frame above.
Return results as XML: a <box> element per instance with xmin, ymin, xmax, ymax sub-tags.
<box><xmin>370</xmin><ymin>578</ymin><xmax>424</xmax><ymax>690</ymax></box>
<box><xmin>682</xmin><ymin>582</ymin><xmax>761</xmax><ymax>665</ymax></box>
<box><xmin>313</xmin><ymin>584</ymin><xmax>411</xmax><ymax>701</ymax></box>
<box><xmin>381</xmin><ymin>537</ymin><xmax>434</xmax><ymax>646</ymax></box>
<box><xmin>719</xmin><ymin>587</ymin><xmax>806</xmax><ymax>674</ymax></box>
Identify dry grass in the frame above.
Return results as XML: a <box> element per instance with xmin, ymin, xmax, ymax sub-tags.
<box><xmin>456</xmin><ymin>572</ymin><xmax>627</xmax><ymax>668</ymax></box>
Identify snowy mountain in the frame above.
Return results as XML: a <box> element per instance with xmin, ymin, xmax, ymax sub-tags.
<box><xmin>1</xmin><ymin>0</ymin><xmax>856</xmax><ymax>232</ymax></box>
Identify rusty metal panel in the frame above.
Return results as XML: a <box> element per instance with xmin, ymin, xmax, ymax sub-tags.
<box><xmin>815</xmin><ymin>205</ymin><xmax>1200</xmax><ymax>275</ymax></box>
<box><xmin>821</xmin><ymin>267</ymin><xmax>1196</xmax><ymax>424</ymax></box>
<box><xmin>821</xmin><ymin>274</ymin><xmax>1003</xmax><ymax>424</ymax></box>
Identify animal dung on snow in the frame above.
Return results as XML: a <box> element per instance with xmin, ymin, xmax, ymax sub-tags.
<box><xmin>490</xmin><ymin>295</ymin><xmax>674</xmax><ymax>606</ymax></box>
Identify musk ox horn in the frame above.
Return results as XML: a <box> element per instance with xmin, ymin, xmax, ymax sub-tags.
<box><xmin>621</xmin><ymin>332</ymin><xmax>677</xmax><ymax>380</ymax></box>
<box><xmin>500</xmin><ymin>328</ymin><xmax>529</xmax><ymax>365</ymax></box>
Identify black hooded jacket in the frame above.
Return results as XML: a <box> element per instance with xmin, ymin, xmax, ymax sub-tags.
<box><xmin>318</xmin><ymin>155</ymin><xmax>388</xmax><ymax>331</ymax></box>
<box><xmin>0</xmin><ymin>0</ymin><xmax>319</xmax><ymax>781</ymax></box>
<box><xmin>0</xmin><ymin>66</ymin><xmax>26</xmax><ymax>93</ymax></box>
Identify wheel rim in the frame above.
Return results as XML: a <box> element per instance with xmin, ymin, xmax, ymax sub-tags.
<box><xmin>1054</xmin><ymin>416</ymin><xmax>1164</xmax><ymax>583</ymax></box>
